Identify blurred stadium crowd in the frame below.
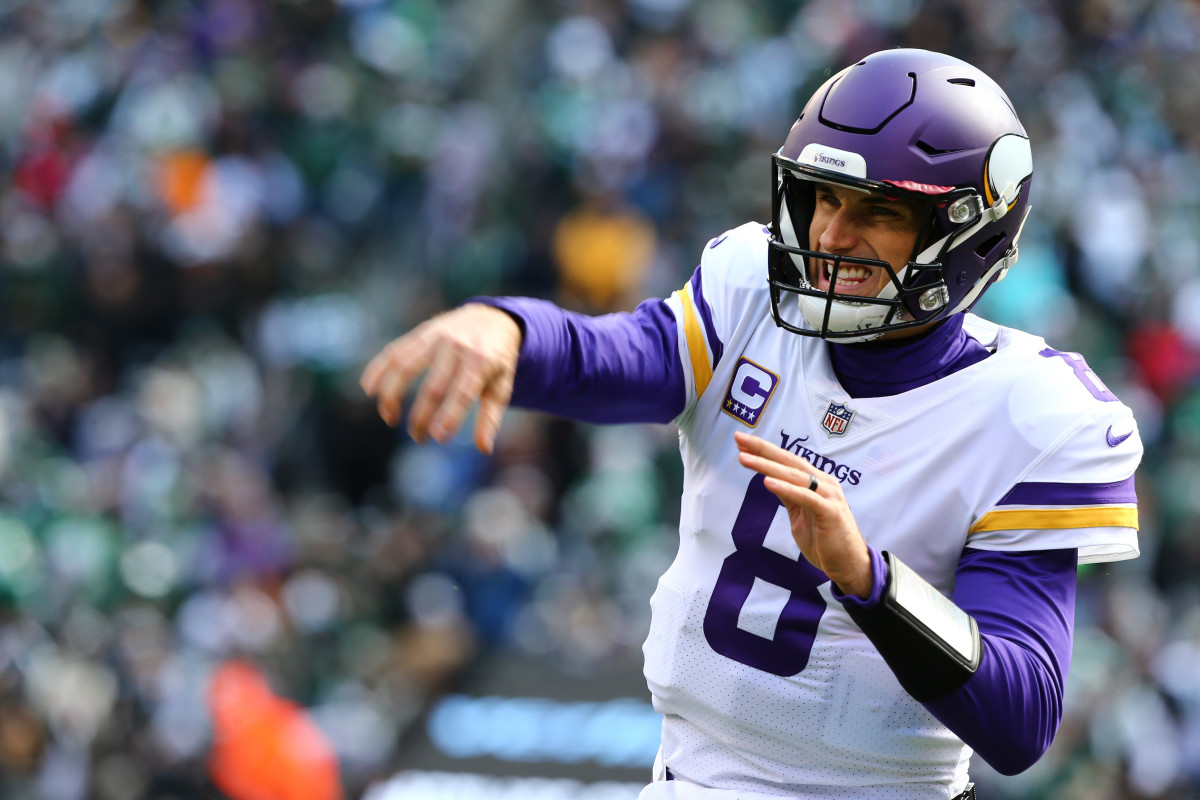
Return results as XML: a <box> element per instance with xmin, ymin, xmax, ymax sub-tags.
<box><xmin>0</xmin><ymin>0</ymin><xmax>1199</xmax><ymax>798</ymax></box>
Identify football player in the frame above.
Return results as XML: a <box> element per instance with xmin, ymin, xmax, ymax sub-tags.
<box><xmin>361</xmin><ymin>49</ymin><xmax>1141</xmax><ymax>800</ymax></box>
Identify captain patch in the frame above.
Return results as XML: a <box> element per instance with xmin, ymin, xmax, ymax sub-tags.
<box><xmin>722</xmin><ymin>358</ymin><xmax>779</xmax><ymax>428</ymax></box>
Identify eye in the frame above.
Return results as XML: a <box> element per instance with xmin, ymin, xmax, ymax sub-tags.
<box><xmin>816</xmin><ymin>191</ymin><xmax>841</xmax><ymax>208</ymax></box>
<box><xmin>870</xmin><ymin>201</ymin><xmax>920</xmax><ymax>225</ymax></box>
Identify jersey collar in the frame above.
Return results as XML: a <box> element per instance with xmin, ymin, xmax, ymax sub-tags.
<box><xmin>827</xmin><ymin>313</ymin><xmax>991</xmax><ymax>399</ymax></box>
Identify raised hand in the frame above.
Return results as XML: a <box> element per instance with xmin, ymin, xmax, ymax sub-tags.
<box><xmin>733</xmin><ymin>431</ymin><xmax>873</xmax><ymax>598</ymax></box>
<box><xmin>360</xmin><ymin>303</ymin><xmax>523</xmax><ymax>454</ymax></box>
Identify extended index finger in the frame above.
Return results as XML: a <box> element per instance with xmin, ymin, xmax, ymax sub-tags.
<box><xmin>733</xmin><ymin>431</ymin><xmax>804</xmax><ymax>465</ymax></box>
<box><xmin>737</xmin><ymin>451</ymin><xmax>817</xmax><ymax>489</ymax></box>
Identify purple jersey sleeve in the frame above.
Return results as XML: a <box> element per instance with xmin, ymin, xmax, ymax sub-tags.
<box><xmin>926</xmin><ymin>547</ymin><xmax>1077</xmax><ymax>775</ymax></box>
<box><xmin>834</xmin><ymin>546</ymin><xmax>1076</xmax><ymax>775</ymax></box>
<box><xmin>829</xmin><ymin>548</ymin><xmax>888</xmax><ymax>608</ymax></box>
<box><xmin>466</xmin><ymin>296</ymin><xmax>687</xmax><ymax>424</ymax></box>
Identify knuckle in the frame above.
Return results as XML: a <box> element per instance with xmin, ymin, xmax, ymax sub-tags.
<box><xmin>420</xmin><ymin>381</ymin><xmax>448</xmax><ymax>403</ymax></box>
<box><xmin>460</xmin><ymin>347</ymin><xmax>490</xmax><ymax>372</ymax></box>
<box><xmin>447</xmin><ymin>387</ymin><xmax>477</xmax><ymax>410</ymax></box>
<box><xmin>412</xmin><ymin>387</ymin><xmax>441</xmax><ymax>412</ymax></box>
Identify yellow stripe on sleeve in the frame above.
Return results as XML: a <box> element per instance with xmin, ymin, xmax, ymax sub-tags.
<box><xmin>674</xmin><ymin>286</ymin><xmax>713</xmax><ymax>397</ymax></box>
<box><xmin>969</xmin><ymin>506</ymin><xmax>1139</xmax><ymax>534</ymax></box>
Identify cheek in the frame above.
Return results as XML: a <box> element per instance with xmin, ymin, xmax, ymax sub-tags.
<box><xmin>808</xmin><ymin>213</ymin><xmax>828</xmax><ymax>248</ymax></box>
<box><xmin>881</xmin><ymin>232</ymin><xmax>918</xmax><ymax>269</ymax></box>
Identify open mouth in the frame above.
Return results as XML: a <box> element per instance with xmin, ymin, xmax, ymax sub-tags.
<box><xmin>814</xmin><ymin>259</ymin><xmax>877</xmax><ymax>294</ymax></box>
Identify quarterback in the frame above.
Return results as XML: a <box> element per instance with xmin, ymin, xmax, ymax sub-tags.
<box><xmin>361</xmin><ymin>50</ymin><xmax>1141</xmax><ymax>799</ymax></box>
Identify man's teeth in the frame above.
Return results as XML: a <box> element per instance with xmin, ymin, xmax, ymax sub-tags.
<box><xmin>825</xmin><ymin>264</ymin><xmax>872</xmax><ymax>281</ymax></box>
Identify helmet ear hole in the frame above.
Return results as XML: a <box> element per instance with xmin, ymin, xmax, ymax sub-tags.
<box><xmin>974</xmin><ymin>232</ymin><xmax>1008</xmax><ymax>261</ymax></box>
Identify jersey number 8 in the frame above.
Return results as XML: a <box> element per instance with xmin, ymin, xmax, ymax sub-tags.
<box><xmin>702</xmin><ymin>474</ymin><xmax>829</xmax><ymax>676</ymax></box>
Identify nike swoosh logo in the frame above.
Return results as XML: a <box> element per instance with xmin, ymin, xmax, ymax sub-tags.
<box><xmin>1106</xmin><ymin>425</ymin><xmax>1133</xmax><ymax>447</ymax></box>
<box><xmin>709</xmin><ymin>234</ymin><xmax>729</xmax><ymax>249</ymax></box>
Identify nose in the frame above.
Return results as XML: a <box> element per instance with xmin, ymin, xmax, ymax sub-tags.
<box><xmin>817</xmin><ymin>208</ymin><xmax>861</xmax><ymax>253</ymax></box>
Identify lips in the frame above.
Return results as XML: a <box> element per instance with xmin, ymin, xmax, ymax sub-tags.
<box><xmin>814</xmin><ymin>259</ymin><xmax>876</xmax><ymax>293</ymax></box>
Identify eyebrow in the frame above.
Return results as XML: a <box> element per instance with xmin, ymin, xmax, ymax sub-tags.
<box><xmin>815</xmin><ymin>183</ymin><xmax>910</xmax><ymax>206</ymax></box>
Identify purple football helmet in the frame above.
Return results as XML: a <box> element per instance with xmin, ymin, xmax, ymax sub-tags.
<box><xmin>768</xmin><ymin>49</ymin><xmax>1033</xmax><ymax>341</ymax></box>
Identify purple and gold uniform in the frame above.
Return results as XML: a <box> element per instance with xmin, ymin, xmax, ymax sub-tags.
<box><xmin>467</xmin><ymin>48</ymin><xmax>1141</xmax><ymax>800</ymax></box>
<box><xmin>477</xmin><ymin>221</ymin><xmax>1140</xmax><ymax>799</ymax></box>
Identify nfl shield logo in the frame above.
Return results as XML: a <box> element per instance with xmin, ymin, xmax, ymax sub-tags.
<box><xmin>822</xmin><ymin>401</ymin><xmax>855</xmax><ymax>436</ymax></box>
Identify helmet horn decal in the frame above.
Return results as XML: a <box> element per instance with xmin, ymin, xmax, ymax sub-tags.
<box><xmin>984</xmin><ymin>134</ymin><xmax>1033</xmax><ymax>209</ymax></box>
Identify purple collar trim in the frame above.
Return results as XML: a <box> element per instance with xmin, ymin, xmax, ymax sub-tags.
<box><xmin>828</xmin><ymin>314</ymin><xmax>991</xmax><ymax>399</ymax></box>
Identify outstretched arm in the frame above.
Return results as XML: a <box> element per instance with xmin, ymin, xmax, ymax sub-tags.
<box><xmin>474</xmin><ymin>296</ymin><xmax>686</xmax><ymax>425</ymax></box>
<box><xmin>361</xmin><ymin>296</ymin><xmax>687</xmax><ymax>452</ymax></box>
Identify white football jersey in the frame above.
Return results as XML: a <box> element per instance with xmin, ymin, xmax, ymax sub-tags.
<box><xmin>644</xmin><ymin>223</ymin><xmax>1141</xmax><ymax>799</ymax></box>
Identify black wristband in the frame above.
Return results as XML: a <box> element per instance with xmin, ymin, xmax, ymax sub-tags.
<box><xmin>844</xmin><ymin>551</ymin><xmax>982</xmax><ymax>702</ymax></box>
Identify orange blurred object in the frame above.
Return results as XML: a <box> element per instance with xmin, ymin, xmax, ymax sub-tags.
<box><xmin>208</xmin><ymin>660</ymin><xmax>343</xmax><ymax>800</ymax></box>
<box><xmin>553</xmin><ymin>201</ymin><xmax>656</xmax><ymax>312</ymax></box>
<box><xmin>158</xmin><ymin>150</ymin><xmax>212</xmax><ymax>215</ymax></box>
